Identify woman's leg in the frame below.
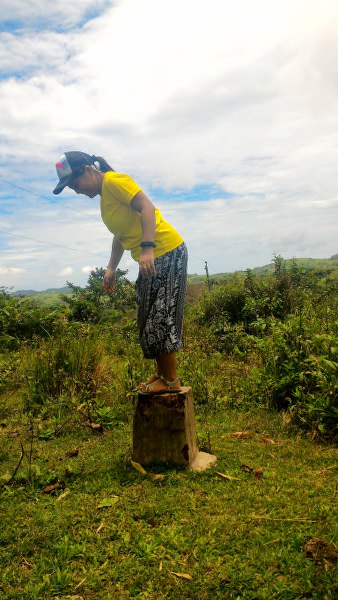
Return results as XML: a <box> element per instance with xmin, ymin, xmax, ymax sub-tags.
<box><xmin>156</xmin><ymin>351</ymin><xmax>178</xmax><ymax>383</ymax></box>
<box><xmin>135</xmin><ymin>361</ymin><xmax>160</xmax><ymax>389</ymax></box>
<box><xmin>138</xmin><ymin>351</ymin><xmax>179</xmax><ymax>392</ymax></box>
<box><xmin>137</xmin><ymin>352</ymin><xmax>180</xmax><ymax>392</ymax></box>
<box><xmin>136</xmin><ymin>353</ymin><xmax>179</xmax><ymax>391</ymax></box>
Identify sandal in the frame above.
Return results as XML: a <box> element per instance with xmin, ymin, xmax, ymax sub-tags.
<box><xmin>132</xmin><ymin>373</ymin><xmax>160</xmax><ymax>392</ymax></box>
<box><xmin>138</xmin><ymin>375</ymin><xmax>181</xmax><ymax>395</ymax></box>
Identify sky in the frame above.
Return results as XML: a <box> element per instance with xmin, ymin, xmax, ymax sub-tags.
<box><xmin>0</xmin><ymin>0</ymin><xmax>338</xmax><ymax>291</ymax></box>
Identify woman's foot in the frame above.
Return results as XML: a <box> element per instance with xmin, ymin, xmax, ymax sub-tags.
<box><xmin>133</xmin><ymin>373</ymin><xmax>160</xmax><ymax>391</ymax></box>
<box><xmin>138</xmin><ymin>375</ymin><xmax>181</xmax><ymax>395</ymax></box>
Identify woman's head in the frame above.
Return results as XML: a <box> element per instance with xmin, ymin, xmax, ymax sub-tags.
<box><xmin>53</xmin><ymin>151</ymin><xmax>114</xmax><ymax>195</ymax></box>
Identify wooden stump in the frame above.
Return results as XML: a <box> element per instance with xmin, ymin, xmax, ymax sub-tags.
<box><xmin>132</xmin><ymin>386</ymin><xmax>217</xmax><ymax>471</ymax></box>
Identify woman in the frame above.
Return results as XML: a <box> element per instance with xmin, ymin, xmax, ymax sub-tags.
<box><xmin>53</xmin><ymin>151</ymin><xmax>187</xmax><ymax>394</ymax></box>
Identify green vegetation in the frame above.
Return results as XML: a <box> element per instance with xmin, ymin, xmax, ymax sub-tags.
<box><xmin>188</xmin><ymin>253</ymin><xmax>338</xmax><ymax>283</ymax></box>
<box><xmin>0</xmin><ymin>259</ymin><xmax>337</xmax><ymax>598</ymax></box>
<box><xmin>11</xmin><ymin>286</ymin><xmax>73</xmax><ymax>307</ymax></box>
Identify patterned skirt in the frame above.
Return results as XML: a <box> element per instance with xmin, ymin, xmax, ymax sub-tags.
<box><xmin>135</xmin><ymin>242</ymin><xmax>188</xmax><ymax>359</ymax></box>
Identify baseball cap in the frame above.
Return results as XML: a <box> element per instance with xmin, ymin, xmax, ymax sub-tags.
<box><xmin>53</xmin><ymin>151</ymin><xmax>95</xmax><ymax>194</ymax></box>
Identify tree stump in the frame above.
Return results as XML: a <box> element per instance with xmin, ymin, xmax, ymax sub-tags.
<box><xmin>132</xmin><ymin>386</ymin><xmax>217</xmax><ymax>471</ymax></box>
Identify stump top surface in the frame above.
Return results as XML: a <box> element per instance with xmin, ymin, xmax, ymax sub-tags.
<box><xmin>177</xmin><ymin>386</ymin><xmax>191</xmax><ymax>394</ymax></box>
<box><xmin>136</xmin><ymin>386</ymin><xmax>192</xmax><ymax>409</ymax></box>
<box><xmin>137</xmin><ymin>385</ymin><xmax>191</xmax><ymax>397</ymax></box>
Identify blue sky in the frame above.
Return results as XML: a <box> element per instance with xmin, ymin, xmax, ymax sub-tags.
<box><xmin>1</xmin><ymin>0</ymin><xmax>338</xmax><ymax>290</ymax></box>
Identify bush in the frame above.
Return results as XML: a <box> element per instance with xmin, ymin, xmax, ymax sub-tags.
<box><xmin>62</xmin><ymin>267</ymin><xmax>135</xmax><ymax>323</ymax></box>
<box><xmin>196</xmin><ymin>257</ymin><xmax>335</xmax><ymax>348</ymax></box>
<box><xmin>0</xmin><ymin>292</ymin><xmax>60</xmax><ymax>350</ymax></box>
<box><xmin>23</xmin><ymin>327</ymin><xmax>109</xmax><ymax>416</ymax></box>
<box><xmin>247</xmin><ymin>308</ymin><xmax>338</xmax><ymax>438</ymax></box>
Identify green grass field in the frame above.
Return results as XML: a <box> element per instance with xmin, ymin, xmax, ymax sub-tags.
<box><xmin>1</xmin><ymin>259</ymin><xmax>337</xmax><ymax>598</ymax></box>
<box><xmin>0</xmin><ymin>395</ymin><xmax>336</xmax><ymax>599</ymax></box>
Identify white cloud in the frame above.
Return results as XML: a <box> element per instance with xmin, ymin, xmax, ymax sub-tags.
<box><xmin>0</xmin><ymin>0</ymin><xmax>115</xmax><ymax>28</ymax></box>
<box><xmin>81</xmin><ymin>265</ymin><xmax>97</xmax><ymax>273</ymax></box>
<box><xmin>0</xmin><ymin>31</ymin><xmax>75</xmax><ymax>76</ymax></box>
<box><xmin>59</xmin><ymin>267</ymin><xmax>74</xmax><ymax>277</ymax></box>
<box><xmin>0</xmin><ymin>0</ymin><xmax>338</xmax><ymax>290</ymax></box>
<box><xmin>0</xmin><ymin>266</ymin><xmax>25</xmax><ymax>275</ymax></box>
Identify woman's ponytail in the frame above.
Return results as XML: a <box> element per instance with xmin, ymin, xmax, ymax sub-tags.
<box><xmin>92</xmin><ymin>155</ymin><xmax>115</xmax><ymax>172</ymax></box>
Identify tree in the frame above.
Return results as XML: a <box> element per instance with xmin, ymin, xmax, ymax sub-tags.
<box><xmin>61</xmin><ymin>267</ymin><xmax>135</xmax><ymax>323</ymax></box>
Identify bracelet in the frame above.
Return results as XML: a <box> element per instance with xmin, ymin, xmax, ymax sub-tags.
<box><xmin>140</xmin><ymin>241</ymin><xmax>156</xmax><ymax>248</ymax></box>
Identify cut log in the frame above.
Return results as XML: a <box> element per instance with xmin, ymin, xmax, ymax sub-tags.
<box><xmin>132</xmin><ymin>386</ymin><xmax>217</xmax><ymax>471</ymax></box>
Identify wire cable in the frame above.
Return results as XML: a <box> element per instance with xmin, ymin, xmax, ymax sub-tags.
<box><xmin>0</xmin><ymin>229</ymin><xmax>109</xmax><ymax>260</ymax></box>
<box><xmin>0</xmin><ymin>177</ymin><xmax>102</xmax><ymax>221</ymax></box>
<box><xmin>1</xmin><ymin>177</ymin><xmax>214</xmax><ymax>271</ymax></box>
<box><xmin>1</xmin><ymin>229</ymin><xmax>215</xmax><ymax>275</ymax></box>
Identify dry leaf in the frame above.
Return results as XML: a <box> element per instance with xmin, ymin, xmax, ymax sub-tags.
<box><xmin>171</xmin><ymin>572</ymin><xmax>193</xmax><ymax>580</ymax></box>
<box><xmin>64</xmin><ymin>467</ymin><xmax>75</xmax><ymax>479</ymax></box>
<box><xmin>240</xmin><ymin>464</ymin><xmax>254</xmax><ymax>473</ymax></box>
<box><xmin>96</xmin><ymin>523</ymin><xmax>105</xmax><ymax>534</ymax></box>
<box><xmin>56</xmin><ymin>489</ymin><xmax>70</xmax><ymax>502</ymax></box>
<box><xmin>74</xmin><ymin>577</ymin><xmax>87</xmax><ymax>590</ymax></box>
<box><xmin>230</xmin><ymin>431</ymin><xmax>251</xmax><ymax>439</ymax></box>
<box><xmin>252</xmin><ymin>515</ymin><xmax>317</xmax><ymax>522</ymax></box>
<box><xmin>260</xmin><ymin>436</ymin><xmax>276</xmax><ymax>444</ymax></box>
<box><xmin>150</xmin><ymin>474</ymin><xmax>165</xmax><ymax>481</ymax></box>
<box><xmin>215</xmin><ymin>471</ymin><xmax>241</xmax><ymax>481</ymax></box>
<box><xmin>147</xmin><ymin>518</ymin><xmax>160</xmax><ymax>527</ymax></box>
<box><xmin>43</xmin><ymin>482</ymin><xmax>63</xmax><ymax>494</ymax></box>
<box><xmin>84</xmin><ymin>421</ymin><xmax>103</xmax><ymax>433</ymax></box>
<box><xmin>65</xmin><ymin>449</ymin><xmax>79</xmax><ymax>458</ymax></box>
<box><xmin>159</xmin><ymin>561</ymin><xmax>163</xmax><ymax>571</ymax></box>
<box><xmin>304</xmin><ymin>537</ymin><xmax>337</xmax><ymax>565</ymax></box>
<box><xmin>21</xmin><ymin>557</ymin><xmax>32</xmax><ymax>570</ymax></box>
<box><xmin>130</xmin><ymin>460</ymin><xmax>147</xmax><ymax>476</ymax></box>
<box><xmin>254</xmin><ymin>467</ymin><xmax>264</xmax><ymax>479</ymax></box>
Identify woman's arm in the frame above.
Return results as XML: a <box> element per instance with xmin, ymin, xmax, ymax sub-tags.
<box><xmin>130</xmin><ymin>190</ymin><xmax>156</xmax><ymax>277</ymax></box>
<box><xmin>103</xmin><ymin>236</ymin><xmax>124</xmax><ymax>293</ymax></box>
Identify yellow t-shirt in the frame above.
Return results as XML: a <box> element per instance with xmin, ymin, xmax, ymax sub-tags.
<box><xmin>100</xmin><ymin>171</ymin><xmax>184</xmax><ymax>261</ymax></box>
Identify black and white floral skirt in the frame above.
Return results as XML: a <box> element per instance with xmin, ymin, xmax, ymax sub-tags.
<box><xmin>135</xmin><ymin>242</ymin><xmax>188</xmax><ymax>359</ymax></box>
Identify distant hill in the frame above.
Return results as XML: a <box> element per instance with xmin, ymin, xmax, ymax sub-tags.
<box><xmin>10</xmin><ymin>286</ymin><xmax>72</xmax><ymax>306</ymax></box>
<box><xmin>10</xmin><ymin>255</ymin><xmax>338</xmax><ymax>298</ymax></box>
<box><xmin>12</xmin><ymin>286</ymin><xmax>72</xmax><ymax>298</ymax></box>
<box><xmin>252</xmin><ymin>255</ymin><xmax>338</xmax><ymax>275</ymax></box>
<box><xmin>188</xmin><ymin>254</ymin><xmax>338</xmax><ymax>283</ymax></box>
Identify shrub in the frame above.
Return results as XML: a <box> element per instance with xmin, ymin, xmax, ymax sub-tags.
<box><xmin>196</xmin><ymin>257</ymin><xmax>334</xmax><ymax>347</ymax></box>
<box><xmin>248</xmin><ymin>308</ymin><xmax>338</xmax><ymax>438</ymax></box>
<box><xmin>0</xmin><ymin>292</ymin><xmax>59</xmax><ymax>350</ymax></box>
<box><xmin>23</xmin><ymin>327</ymin><xmax>109</xmax><ymax>416</ymax></box>
<box><xmin>62</xmin><ymin>267</ymin><xmax>135</xmax><ymax>323</ymax></box>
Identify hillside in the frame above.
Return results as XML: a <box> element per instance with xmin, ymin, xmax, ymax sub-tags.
<box><xmin>8</xmin><ymin>254</ymin><xmax>338</xmax><ymax>298</ymax></box>
<box><xmin>12</xmin><ymin>286</ymin><xmax>72</xmax><ymax>298</ymax></box>
<box><xmin>189</xmin><ymin>254</ymin><xmax>338</xmax><ymax>283</ymax></box>
<box><xmin>11</xmin><ymin>286</ymin><xmax>72</xmax><ymax>306</ymax></box>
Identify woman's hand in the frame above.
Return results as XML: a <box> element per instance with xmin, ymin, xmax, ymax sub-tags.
<box><xmin>139</xmin><ymin>247</ymin><xmax>155</xmax><ymax>278</ymax></box>
<box><xmin>103</xmin><ymin>267</ymin><xmax>116</xmax><ymax>293</ymax></box>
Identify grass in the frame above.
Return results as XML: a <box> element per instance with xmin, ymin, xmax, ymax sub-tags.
<box><xmin>0</xmin><ymin>393</ymin><xmax>336</xmax><ymax>599</ymax></box>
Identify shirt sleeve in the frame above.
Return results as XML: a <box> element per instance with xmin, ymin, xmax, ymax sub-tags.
<box><xmin>109</xmin><ymin>173</ymin><xmax>142</xmax><ymax>206</ymax></box>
